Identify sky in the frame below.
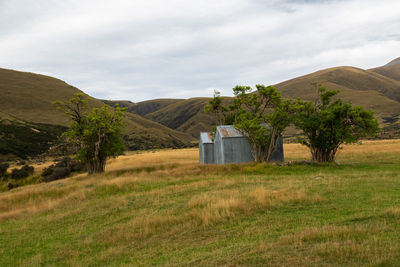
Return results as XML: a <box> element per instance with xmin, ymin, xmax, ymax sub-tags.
<box><xmin>1</xmin><ymin>0</ymin><xmax>400</xmax><ymax>102</ymax></box>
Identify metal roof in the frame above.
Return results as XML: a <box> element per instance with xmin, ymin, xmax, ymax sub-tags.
<box><xmin>216</xmin><ymin>125</ymin><xmax>244</xmax><ymax>138</ymax></box>
<box><xmin>200</xmin><ymin>132</ymin><xmax>213</xmax><ymax>143</ymax></box>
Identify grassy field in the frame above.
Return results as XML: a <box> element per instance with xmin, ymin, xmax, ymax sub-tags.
<box><xmin>1</xmin><ymin>140</ymin><xmax>400</xmax><ymax>266</ymax></box>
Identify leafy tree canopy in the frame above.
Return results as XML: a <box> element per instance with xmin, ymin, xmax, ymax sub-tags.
<box><xmin>291</xmin><ymin>85</ymin><xmax>380</xmax><ymax>162</ymax></box>
<box><xmin>55</xmin><ymin>94</ymin><xmax>126</xmax><ymax>174</ymax></box>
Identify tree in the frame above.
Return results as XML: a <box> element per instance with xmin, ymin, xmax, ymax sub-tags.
<box><xmin>291</xmin><ymin>85</ymin><xmax>380</xmax><ymax>162</ymax></box>
<box><xmin>205</xmin><ymin>85</ymin><xmax>291</xmax><ymax>162</ymax></box>
<box><xmin>55</xmin><ymin>94</ymin><xmax>126</xmax><ymax>174</ymax></box>
<box><xmin>204</xmin><ymin>90</ymin><xmax>228</xmax><ymax>126</ymax></box>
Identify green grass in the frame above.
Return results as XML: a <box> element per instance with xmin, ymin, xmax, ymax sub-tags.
<box><xmin>1</xmin><ymin>148</ymin><xmax>400</xmax><ymax>266</ymax></box>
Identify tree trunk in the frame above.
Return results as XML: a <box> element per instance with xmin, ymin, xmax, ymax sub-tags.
<box><xmin>87</xmin><ymin>131</ymin><xmax>107</xmax><ymax>174</ymax></box>
<box><xmin>265</xmin><ymin>129</ymin><xmax>279</xmax><ymax>162</ymax></box>
<box><xmin>310</xmin><ymin>146</ymin><xmax>338</xmax><ymax>162</ymax></box>
<box><xmin>87</xmin><ymin>158</ymin><xmax>106</xmax><ymax>174</ymax></box>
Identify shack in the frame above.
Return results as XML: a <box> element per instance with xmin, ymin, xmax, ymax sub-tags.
<box><xmin>200</xmin><ymin>125</ymin><xmax>284</xmax><ymax>164</ymax></box>
<box><xmin>213</xmin><ymin>125</ymin><xmax>255</xmax><ymax>164</ymax></box>
<box><xmin>199</xmin><ymin>132</ymin><xmax>214</xmax><ymax>164</ymax></box>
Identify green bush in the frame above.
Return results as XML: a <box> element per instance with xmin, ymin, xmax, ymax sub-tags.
<box><xmin>0</xmin><ymin>163</ymin><xmax>9</xmax><ymax>177</ymax></box>
<box><xmin>42</xmin><ymin>157</ymin><xmax>85</xmax><ymax>182</ymax></box>
<box><xmin>11</xmin><ymin>165</ymin><xmax>34</xmax><ymax>179</ymax></box>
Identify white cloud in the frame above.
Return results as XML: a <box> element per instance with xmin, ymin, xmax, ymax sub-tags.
<box><xmin>0</xmin><ymin>0</ymin><xmax>399</xmax><ymax>101</ymax></box>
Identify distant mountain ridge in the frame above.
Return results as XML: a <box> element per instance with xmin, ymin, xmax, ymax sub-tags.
<box><xmin>1</xmin><ymin>57</ymin><xmax>400</xmax><ymax>159</ymax></box>
<box><xmin>118</xmin><ymin>58</ymin><xmax>400</xmax><ymax>138</ymax></box>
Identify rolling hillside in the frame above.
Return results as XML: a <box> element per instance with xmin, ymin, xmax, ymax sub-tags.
<box><xmin>126</xmin><ymin>59</ymin><xmax>400</xmax><ymax>138</ymax></box>
<box><xmin>275</xmin><ymin>66</ymin><xmax>400</xmax><ymax>130</ymax></box>
<box><xmin>103</xmin><ymin>99</ymin><xmax>185</xmax><ymax>117</ymax></box>
<box><xmin>144</xmin><ymin>98</ymin><xmax>217</xmax><ymax>138</ymax></box>
<box><xmin>370</xmin><ymin>57</ymin><xmax>400</xmax><ymax>82</ymax></box>
<box><xmin>0</xmin><ymin>68</ymin><xmax>192</xmax><ymax>159</ymax></box>
<box><xmin>2</xmin><ymin>57</ymin><xmax>400</xmax><ymax>159</ymax></box>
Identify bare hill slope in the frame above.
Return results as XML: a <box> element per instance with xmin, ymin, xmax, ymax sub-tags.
<box><xmin>369</xmin><ymin>57</ymin><xmax>400</xmax><ymax>82</ymax></box>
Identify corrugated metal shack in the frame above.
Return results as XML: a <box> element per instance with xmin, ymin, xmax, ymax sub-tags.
<box><xmin>213</xmin><ymin>125</ymin><xmax>254</xmax><ymax>164</ymax></box>
<box><xmin>199</xmin><ymin>132</ymin><xmax>214</xmax><ymax>164</ymax></box>
<box><xmin>199</xmin><ymin>125</ymin><xmax>284</xmax><ymax>164</ymax></box>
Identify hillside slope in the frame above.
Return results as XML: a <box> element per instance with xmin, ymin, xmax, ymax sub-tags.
<box><xmin>144</xmin><ymin>98</ymin><xmax>218</xmax><ymax>138</ymax></box>
<box><xmin>130</xmin><ymin>60</ymin><xmax>400</xmax><ymax>137</ymax></box>
<box><xmin>104</xmin><ymin>98</ymin><xmax>185</xmax><ymax>116</ymax></box>
<box><xmin>369</xmin><ymin>57</ymin><xmax>400</xmax><ymax>82</ymax></box>
<box><xmin>275</xmin><ymin>66</ymin><xmax>400</xmax><ymax>130</ymax></box>
<box><xmin>0</xmin><ymin>68</ymin><xmax>192</xmax><ymax>158</ymax></box>
<box><xmin>276</xmin><ymin>66</ymin><xmax>400</xmax><ymax>102</ymax></box>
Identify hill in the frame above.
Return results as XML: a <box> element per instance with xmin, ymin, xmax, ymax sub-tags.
<box><xmin>369</xmin><ymin>57</ymin><xmax>400</xmax><ymax>82</ymax></box>
<box><xmin>1</xmin><ymin>141</ymin><xmax>400</xmax><ymax>265</ymax></box>
<box><xmin>144</xmin><ymin>98</ymin><xmax>218</xmax><ymax>138</ymax></box>
<box><xmin>0</xmin><ymin>68</ymin><xmax>192</xmax><ymax>159</ymax></box>
<box><xmin>2</xmin><ymin>58</ymin><xmax>400</xmax><ymax>159</ymax></box>
<box><xmin>106</xmin><ymin>98</ymin><xmax>223</xmax><ymax>138</ymax></box>
<box><xmin>275</xmin><ymin>66</ymin><xmax>400</xmax><ymax>130</ymax></box>
<box><xmin>103</xmin><ymin>98</ymin><xmax>185</xmax><ymax>117</ymax></box>
<box><xmin>127</xmin><ymin>59</ymin><xmax>400</xmax><ymax>138</ymax></box>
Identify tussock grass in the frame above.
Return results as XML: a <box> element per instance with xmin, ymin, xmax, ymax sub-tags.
<box><xmin>1</xmin><ymin>141</ymin><xmax>400</xmax><ymax>266</ymax></box>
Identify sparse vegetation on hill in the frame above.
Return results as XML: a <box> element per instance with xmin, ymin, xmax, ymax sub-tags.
<box><xmin>0</xmin><ymin>119</ymin><xmax>66</xmax><ymax>160</ymax></box>
<box><xmin>0</xmin><ymin>68</ymin><xmax>193</xmax><ymax>159</ymax></box>
<box><xmin>0</xmin><ymin>140</ymin><xmax>400</xmax><ymax>265</ymax></box>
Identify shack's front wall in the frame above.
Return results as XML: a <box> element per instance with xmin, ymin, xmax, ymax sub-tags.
<box><xmin>222</xmin><ymin>137</ymin><xmax>254</xmax><ymax>164</ymax></box>
<box><xmin>202</xmin><ymin>143</ymin><xmax>214</xmax><ymax>164</ymax></box>
<box><xmin>213</xmin><ymin>130</ymin><xmax>224</xmax><ymax>164</ymax></box>
<box><xmin>199</xmin><ymin>142</ymin><xmax>205</xmax><ymax>164</ymax></box>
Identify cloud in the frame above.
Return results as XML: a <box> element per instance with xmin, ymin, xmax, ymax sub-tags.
<box><xmin>0</xmin><ymin>0</ymin><xmax>399</xmax><ymax>101</ymax></box>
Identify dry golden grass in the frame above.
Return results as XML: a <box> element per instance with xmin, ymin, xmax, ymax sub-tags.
<box><xmin>106</xmin><ymin>148</ymin><xmax>198</xmax><ymax>171</ymax></box>
<box><xmin>284</xmin><ymin>139</ymin><xmax>400</xmax><ymax>161</ymax></box>
<box><xmin>2</xmin><ymin>140</ymin><xmax>400</xmax><ymax>222</ymax></box>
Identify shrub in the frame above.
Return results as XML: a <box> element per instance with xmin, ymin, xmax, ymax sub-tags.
<box><xmin>41</xmin><ymin>157</ymin><xmax>84</xmax><ymax>182</ymax></box>
<box><xmin>11</xmin><ymin>165</ymin><xmax>34</xmax><ymax>179</ymax></box>
<box><xmin>291</xmin><ymin>85</ymin><xmax>380</xmax><ymax>162</ymax></box>
<box><xmin>0</xmin><ymin>163</ymin><xmax>9</xmax><ymax>176</ymax></box>
<box><xmin>54</xmin><ymin>157</ymin><xmax>83</xmax><ymax>171</ymax></box>
<box><xmin>43</xmin><ymin>167</ymin><xmax>71</xmax><ymax>182</ymax></box>
<box><xmin>8</xmin><ymin>182</ymin><xmax>17</xmax><ymax>190</ymax></box>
